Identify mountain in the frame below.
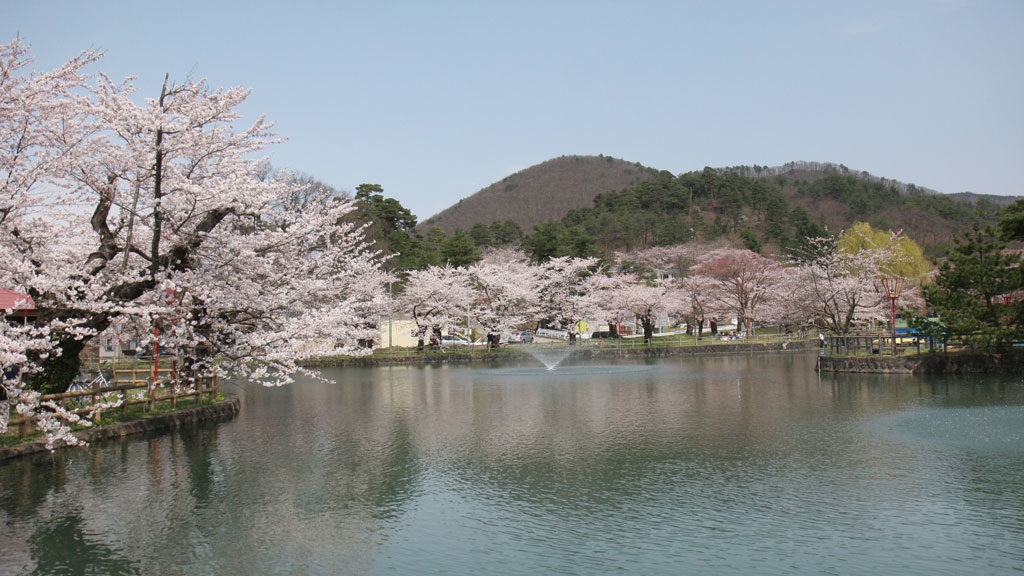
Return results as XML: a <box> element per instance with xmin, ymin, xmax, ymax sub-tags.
<box><xmin>416</xmin><ymin>157</ymin><xmax>1020</xmax><ymax>257</ymax></box>
<box><xmin>419</xmin><ymin>155</ymin><xmax>661</xmax><ymax>233</ymax></box>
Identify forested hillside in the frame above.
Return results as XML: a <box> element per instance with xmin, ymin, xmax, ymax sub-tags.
<box><xmin>360</xmin><ymin>159</ymin><xmax>1015</xmax><ymax>271</ymax></box>
<box><xmin>526</xmin><ymin>165</ymin><xmax>1006</xmax><ymax>259</ymax></box>
<box><xmin>424</xmin><ymin>159</ymin><xmax>1012</xmax><ymax>261</ymax></box>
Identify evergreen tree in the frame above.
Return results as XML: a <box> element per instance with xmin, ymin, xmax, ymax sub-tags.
<box><xmin>440</xmin><ymin>229</ymin><xmax>482</xmax><ymax>267</ymax></box>
<box><xmin>922</xmin><ymin>224</ymin><xmax>1023</xmax><ymax>349</ymax></box>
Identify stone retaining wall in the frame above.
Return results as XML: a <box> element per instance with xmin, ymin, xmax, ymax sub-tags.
<box><xmin>817</xmin><ymin>350</ymin><xmax>1024</xmax><ymax>375</ymax></box>
<box><xmin>307</xmin><ymin>340</ymin><xmax>816</xmax><ymax>368</ymax></box>
<box><xmin>816</xmin><ymin>355</ymin><xmax>925</xmax><ymax>374</ymax></box>
<box><xmin>0</xmin><ymin>396</ymin><xmax>240</xmax><ymax>462</ymax></box>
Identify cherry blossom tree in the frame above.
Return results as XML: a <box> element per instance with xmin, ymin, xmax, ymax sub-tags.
<box><xmin>678</xmin><ymin>274</ymin><xmax>717</xmax><ymax>339</ymax></box>
<box><xmin>399</xmin><ymin>265</ymin><xmax>475</xmax><ymax>349</ymax></box>
<box><xmin>795</xmin><ymin>235</ymin><xmax>886</xmax><ymax>334</ymax></box>
<box><xmin>535</xmin><ymin>256</ymin><xmax>602</xmax><ymax>344</ymax></box>
<box><xmin>693</xmin><ymin>248</ymin><xmax>787</xmax><ymax>337</ymax></box>
<box><xmin>607</xmin><ymin>274</ymin><xmax>684</xmax><ymax>343</ymax></box>
<box><xmin>466</xmin><ymin>248</ymin><xmax>539</xmax><ymax>347</ymax></box>
<box><xmin>614</xmin><ymin>242</ymin><xmax>728</xmax><ymax>282</ymax></box>
<box><xmin>615</xmin><ymin>243</ymin><xmax>734</xmax><ymax>339</ymax></box>
<box><xmin>796</xmin><ymin>231</ymin><xmax>924</xmax><ymax>334</ymax></box>
<box><xmin>1</xmin><ymin>41</ymin><xmax>389</xmax><ymax>446</ymax></box>
<box><xmin>589</xmin><ymin>272</ymin><xmax>635</xmax><ymax>338</ymax></box>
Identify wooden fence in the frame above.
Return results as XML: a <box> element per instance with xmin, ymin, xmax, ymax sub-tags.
<box><xmin>8</xmin><ymin>369</ymin><xmax>220</xmax><ymax>438</ymax></box>
<box><xmin>824</xmin><ymin>334</ymin><xmax>929</xmax><ymax>356</ymax></box>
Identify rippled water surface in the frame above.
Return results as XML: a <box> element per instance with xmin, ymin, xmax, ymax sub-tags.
<box><xmin>2</xmin><ymin>352</ymin><xmax>1024</xmax><ymax>575</ymax></box>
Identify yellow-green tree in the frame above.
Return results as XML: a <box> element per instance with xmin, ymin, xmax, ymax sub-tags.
<box><xmin>837</xmin><ymin>222</ymin><xmax>932</xmax><ymax>285</ymax></box>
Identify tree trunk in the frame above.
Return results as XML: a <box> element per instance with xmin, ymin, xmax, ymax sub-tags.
<box><xmin>607</xmin><ymin>320</ymin><xmax>619</xmax><ymax>338</ymax></box>
<box><xmin>642</xmin><ymin>317</ymin><xmax>655</xmax><ymax>344</ymax></box>
<box><xmin>24</xmin><ymin>336</ymin><xmax>88</xmax><ymax>394</ymax></box>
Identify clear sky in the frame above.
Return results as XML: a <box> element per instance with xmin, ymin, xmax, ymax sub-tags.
<box><xmin>5</xmin><ymin>1</ymin><xmax>1022</xmax><ymax>222</ymax></box>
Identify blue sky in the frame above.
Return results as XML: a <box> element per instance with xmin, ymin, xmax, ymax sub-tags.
<box><xmin>5</xmin><ymin>1</ymin><xmax>1022</xmax><ymax>222</ymax></box>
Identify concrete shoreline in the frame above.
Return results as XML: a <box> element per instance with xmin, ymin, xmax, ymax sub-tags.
<box><xmin>816</xmin><ymin>349</ymin><xmax>1024</xmax><ymax>374</ymax></box>
<box><xmin>0</xmin><ymin>395</ymin><xmax>240</xmax><ymax>463</ymax></box>
<box><xmin>305</xmin><ymin>339</ymin><xmax>818</xmax><ymax>368</ymax></box>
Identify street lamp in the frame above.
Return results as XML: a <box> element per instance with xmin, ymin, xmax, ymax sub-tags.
<box><xmin>881</xmin><ymin>276</ymin><xmax>904</xmax><ymax>355</ymax></box>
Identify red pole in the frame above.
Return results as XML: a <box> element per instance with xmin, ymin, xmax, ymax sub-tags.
<box><xmin>890</xmin><ymin>296</ymin><xmax>897</xmax><ymax>356</ymax></box>
<box><xmin>882</xmin><ymin>277</ymin><xmax>904</xmax><ymax>356</ymax></box>
<box><xmin>153</xmin><ymin>326</ymin><xmax>159</xmax><ymax>384</ymax></box>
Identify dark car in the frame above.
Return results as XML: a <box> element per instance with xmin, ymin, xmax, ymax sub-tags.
<box><xmin>590</xmin><ymin>331</ymin><xmax>618</xmax><ymax>339</ymax></box>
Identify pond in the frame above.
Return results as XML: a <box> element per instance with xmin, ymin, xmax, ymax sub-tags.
<box><xmin>2</xmin><ymin>352</ymin><xmax>1023</xmax><ymax>575</ymax></box>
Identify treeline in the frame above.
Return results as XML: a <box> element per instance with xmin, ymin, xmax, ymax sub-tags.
<box><xmin>510</xmin><ymin>167</ymin><xmax>1001</xmax><ymax>261</ymax></box>
<box><xmin>719</xmin><ymin>160</ymin><xmax>943</xmax><ymax>196</ymax></box>
<box><xmin>351</xmin><ymin>183</ymin><xmax>523</xmax><ymax>270</ymax></box>
<box><xmin>348</xmin><ymin>166</ymin><xmax>1002</xmax><ymax>272</ymax></box>
<box><xmin>514</xmin><ymin>168</ymin><xmax>826</xmax><ymax>259</ymax></box>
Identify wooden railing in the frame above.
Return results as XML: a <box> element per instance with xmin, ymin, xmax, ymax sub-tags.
<box><xmin>8</xmin><ymin>370</ymin><xmax>220</xmax><ymax>438</ymax></box>
<box><xmin>824</xmin><ymin>334</ymin><xmax>928</xmax><ymax>356</ymax></box>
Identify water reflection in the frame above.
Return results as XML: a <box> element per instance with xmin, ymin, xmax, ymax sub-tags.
<box><xmin>28</xmin><ymin>509</ymin><xmax>139</xmax><ymax>576</ymax></box>
<box><xmin>1</xmin><ymin>352</ymin><xmax>1022</xmax><ymax>575</ymax></box>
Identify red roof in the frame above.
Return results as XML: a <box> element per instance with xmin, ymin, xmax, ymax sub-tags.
<box><xmin>0</xmin><ymin>289</ymin><xmax>35</xmax><ymax>312</ymax></box>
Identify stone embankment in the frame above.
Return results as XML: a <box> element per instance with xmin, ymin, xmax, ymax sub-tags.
<box><xmin>306</xmin><ymin>340</ymin><xmax>816</xmax><ymax>368</ymax></box>
<box><xmin>817</xmin><ymin>350</ymin><xmax>1024</xmax><ymax>375</ymax></box>
<box><xmin>0</xmin><ymin>396</ymin><xmax>240</xmax><ymax>462</ymax></box>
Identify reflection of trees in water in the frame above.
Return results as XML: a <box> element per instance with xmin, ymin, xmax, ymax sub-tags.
<box><xmin>5</xmin><ymin>355</ymin><xmax>1021</xmax><ymax>573</ymax></box>
<box><xmin>0</xmin><ymin>424</ymin><xmax>225</xmax><ymax>575</ymax></box>
<box><xmin>29</xmin><ymin>509</ymin><xmax>140</xmax><ymax>576</ymax></box>
<box><xmin>400</xmin><ymin>353</ymin><xmax>839</xmax><ymax>513</ymax></box>
<box><xmin>366</xmin><ymin>418</ymin><xmax>420</xmax><ymax>521</ymax></box>
<box><xmin>174</xmin><ymin>375</ymin><xmax>427</xmax><ymax>572</ymax></box>
<box><xmin>0</xmin><ymin>451</ymin><xmax>72</xmax><ymax>519</ymax></box>
<box><xmin>288</xmin><ymin>376</ymin><xmax>423</xmax><ymax>520</ymax></box>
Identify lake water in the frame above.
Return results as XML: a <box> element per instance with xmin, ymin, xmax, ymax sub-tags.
<box><xmin>2</xmin><ymin>352</ymin><xmax>1023</xmax><ymax>575</ymax></box>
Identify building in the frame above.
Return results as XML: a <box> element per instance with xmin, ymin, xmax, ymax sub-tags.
<box><xmin>0</xmin><ymin>289</ymin><xmax>35</xmax><ymax>321</ymax></box>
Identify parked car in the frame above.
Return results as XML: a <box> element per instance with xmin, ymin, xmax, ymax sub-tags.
<box><xmin>439</xmin><ymin>335</ymin><xmax>471</xmax><ymax>347</ymax></box>
<box><xmin>590</xmin><ymin>331</ymin><xmax>618</xmax><ymax>339</ymax></box>
<box><xmin>507</xmin><ymin>330</ymin><xmax>534</xmax><ymax>344</ymax></box>
<box><xmin>536</xmin><ymin>328</ymin><xmax>569</xmax><ymax>340</ymax></box>
<box><xmin>437</xmin><ymin>334</ymin><xmax>486</xmax><ymax>347</ymax></box>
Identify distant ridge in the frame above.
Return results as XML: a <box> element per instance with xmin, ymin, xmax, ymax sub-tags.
<box><xmin>418</xmin><ymin>156</ymin><xmax>1020</xmax><ymax>252</ymax></box>
<box><xmin>419</xmin><ymin>155</ymin><xmax>661</xmax><ymax>233</ymax></box>
<box><xmin>719</xmin><ymin>160</ymin><xmax>1015</xmax><ymax>206</ymax></box>
<box><xmin>717</xmin><ymin>161</ymin><xmax>943</xmax><ymax>195</ymax></box>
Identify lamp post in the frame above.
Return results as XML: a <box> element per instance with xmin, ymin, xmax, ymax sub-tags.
<box><xmin>881</xmin><ymin>276</ymin><xmax>904</xmax><ymax>355</ymax></box>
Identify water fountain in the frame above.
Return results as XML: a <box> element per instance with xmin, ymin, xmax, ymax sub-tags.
<box><xmin>479</xmin><ymin>344</ymin><xmax>657</xmax><ymax>378</ymax></box>
<box><xmin>523</xmin><ymin>345</ymin><xmax>575</xmax><ymax>371</ymax></box>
